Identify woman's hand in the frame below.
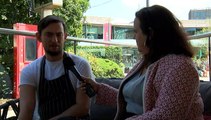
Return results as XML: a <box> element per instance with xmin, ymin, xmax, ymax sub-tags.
<box><xmin>80</xmin><ymin>77</ymin><xmax>100</xmax><ymax>94</ymax></box>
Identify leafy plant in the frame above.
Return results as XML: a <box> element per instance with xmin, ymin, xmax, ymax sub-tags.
<box><xmin>65</xmin><ymin>46</ymin><xmax>123</xmax><ymax>64</ymax></box>
<box><xmin>54</xmin><ymin>0</ymin><xmax>89</xmax><ymax>37</ymax></box>
<box><xmin>92</xmin><ymin>58</ymin><xmax>124</xmax><ymax>78</ymax></box>
<box><xmin>68</xmin><ymin>50</ymin><xmax>124</xmax><ymax>78</ymax></box>
<box><xmin>0</xmin><ymin>64</ymin><xmax>12</xmax><ymax>98</ymax></box>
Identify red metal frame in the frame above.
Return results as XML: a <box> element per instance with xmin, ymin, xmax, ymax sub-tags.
<box><xmin>13</xmin><ymin>23</ymin><xmax>44</xmax><ymax>98</ymax></box>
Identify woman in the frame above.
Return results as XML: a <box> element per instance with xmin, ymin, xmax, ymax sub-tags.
<box><xmin>82</xmin><ymin>5</ymin><xmax>204</xmax><ymax>120</ymax></box>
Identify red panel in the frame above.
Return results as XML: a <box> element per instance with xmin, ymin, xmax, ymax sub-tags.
<box><xmin>103</xmin><ymin>23</ymin><xmax>108</xmax><ymax>40</ymax></box>
<box><xmin>13</xmin><ymin>23</ymin><xmax>44</xmax><ymax>98</ymax></box>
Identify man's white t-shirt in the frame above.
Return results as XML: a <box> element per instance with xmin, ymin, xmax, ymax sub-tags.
<box><xmin>20</xmin><ymin>53</ymin><xmax>95</xmax><ymax>120</ymax></box>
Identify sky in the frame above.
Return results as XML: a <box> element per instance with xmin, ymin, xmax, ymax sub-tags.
<box><xmin>84</xmin><ymin>0</ymin><xmax>211</xmax><ymax>22</ymax></box>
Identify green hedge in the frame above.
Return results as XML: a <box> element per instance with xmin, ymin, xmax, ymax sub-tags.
<box><xmin>65</xmin><ymin>46</ymin><xmax>123</xmax><ymax>64</ymax></box>
<box><xmin>91</xmin><ymin>58</ymin><xmax>124</xmax><ymax>78</ymax></box>
<box><xmin>66</xmin><ymin>50</ymin><xmax>124</xmax><ymax>78</ymax></box>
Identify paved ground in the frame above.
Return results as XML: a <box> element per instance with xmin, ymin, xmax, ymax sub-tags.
<box><xmin>7</xmin><ymin>109</ymin><xmax>16</xmax><ymax>118</ymax></box>
<box><xmin>0</xmin><ymin>100</ymin><xmax>17</xmax><ymax>118</ymax></box>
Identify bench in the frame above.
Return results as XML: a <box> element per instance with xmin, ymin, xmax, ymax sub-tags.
<box><xmin>199</xmin><ymin>80</ymin><xmax>211</xmax><ymax>119</ymax></box>
<box><xmin>0</xmin><ymin>79</ymin><xmax>210</xmax><ymax>120</ymax></box>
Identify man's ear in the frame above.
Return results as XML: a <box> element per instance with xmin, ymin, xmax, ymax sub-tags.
<box><xmin>36</xmin><ymin>32</ymin><xmax>41</xmax><ymax>42</ymax></box>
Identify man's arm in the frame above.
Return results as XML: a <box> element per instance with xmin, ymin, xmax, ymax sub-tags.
<box><xmin>18</xmin><ymin>85</ymin><xmax>36</xmax><ymax>120</ymax></box>
<box><xmin>50</xmin><ymin>87</ymin><xmax>90</xmax><ymax>120</ymax></box>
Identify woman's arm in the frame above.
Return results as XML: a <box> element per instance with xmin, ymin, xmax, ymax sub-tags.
<box><xmin>95</xmin><ymin>83</ymin><xmax>118</xmax><ymax>106</ymax></box>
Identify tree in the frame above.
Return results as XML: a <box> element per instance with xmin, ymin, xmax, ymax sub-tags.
<box><xmin>0</xmin><ymin>0</ymin><xmax>40</xmax><ymax>28</ymax></box>
<box><xmin>53</xmin><ymin>0</ymin><xmax>89</xmax><ymax>37</ymax></box>
<box><xmin>0</xmin><ymin>0</ymin><xmax>40</xmax><ymax>53</ymax></box>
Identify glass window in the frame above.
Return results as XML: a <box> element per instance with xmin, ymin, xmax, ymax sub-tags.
<box><xmin>112</xmin><ymin>26</ymin><xmax>133</xmax><ymax>39</ymax></box>
<box><xmin>83</xmin><ymin>25</ymin><xmax>103</xmax><ymax>39</ymax></box>
<box><xmin>25</xmin><ymin>38</ymin><xmax>37</xmax><ymax>61</ymax></box>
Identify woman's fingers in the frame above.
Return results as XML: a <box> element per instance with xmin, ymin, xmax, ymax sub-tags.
<box><xmin>81</xmin><ymin>76</ymin><xmax>94</xmax><ymax>85</ymax></box>
<box><xmin>80</xmin><ymin>76</ymin><xmax>99</xmax><ymax>93</ymax></box>
<box><xmin>80</xmin><ymin>82</ymin><xmax>87</xmax><ymax>94</ymax></box>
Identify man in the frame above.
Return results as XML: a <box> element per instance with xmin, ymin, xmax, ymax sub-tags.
<box><xmin>18</xmin><ymin>15</ymin><xmax>95</xmax><ymax>120</ymax></box>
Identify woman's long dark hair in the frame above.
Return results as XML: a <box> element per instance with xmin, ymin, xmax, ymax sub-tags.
<box><xmin>135</xmin><ymin>5</ymin><xmax>194</xmax><ymax>72</ymax></box>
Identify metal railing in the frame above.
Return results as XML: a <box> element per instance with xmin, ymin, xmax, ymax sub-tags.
<box><xmin>1</xmin><ymin>27</ymin><xmax>210</xmax><ymax>45</ymax></box>
<box><xmin>0</xmin><ymin>27</ymin><xmax>211</xmax><ymax>80</ymax></box>
<box><xmin>0</xmin><ymin>28</ymin><xmax>137</xmax><ymax>47</ymax></box>
<box><xmin>0</xmin><ymin>27</ymin><xmax>137</xmax><ymax>55</ymax></box>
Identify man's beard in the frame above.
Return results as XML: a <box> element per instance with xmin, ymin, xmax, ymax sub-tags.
<box><xmin>45</xmin><ymin>49</ymin><xmax>62</xmax><ymax>56</ymax></box>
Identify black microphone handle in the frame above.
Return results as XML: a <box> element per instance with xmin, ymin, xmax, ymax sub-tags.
<box><xmin>70</xmin><ymin>66</ymin><xmax>96</xmax><ymax>97</ymax></box>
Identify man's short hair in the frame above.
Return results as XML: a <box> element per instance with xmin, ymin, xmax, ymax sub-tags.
<box><xmin>38</xmin><ymin>15</ymin><xmax>66</xmax><ymax>34</ymax></box>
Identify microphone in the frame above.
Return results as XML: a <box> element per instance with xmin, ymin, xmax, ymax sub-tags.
<box><xmin>63</xmin><ymin>56</ymin><xmax>96</xmax><ymax>98</ymax></box>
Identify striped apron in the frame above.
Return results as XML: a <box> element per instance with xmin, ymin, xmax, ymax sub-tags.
<box><xmin>38</xmin><ymin>56</ymin><xmax>76</xmax><ymax>120</ymax></box>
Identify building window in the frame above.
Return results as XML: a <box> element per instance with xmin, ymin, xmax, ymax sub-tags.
<box><xmin>112</xmin><ymin>26</ymin><xmax>133</xmax><ymax>39</ymax></box>
<box><xmin>83</xmin><ymin>25</ymin><xmax>103</xmax><ymax>39</ymax></box>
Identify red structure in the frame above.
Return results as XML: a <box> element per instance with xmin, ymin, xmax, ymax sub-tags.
<box><xmin>103</xmin><ymin>23</ymin><xmax>112</xmax><ymax>40</ymax></box>
<box><xmin>13</xmin><ymin>23</ymin><xmax>44</xmax><ymax>98</ymax></box>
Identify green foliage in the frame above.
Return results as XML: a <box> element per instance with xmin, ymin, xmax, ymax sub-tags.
<box><xmin>193</xmin><ymin>44</ymin><xmax>208</xmax><ymax>60</ymax></box>
<box><xmin>67</xmin><ymin>50</ymin><xmax>124</xmax><ymax>78</ymax></box>
<box><xmin>92</xmin><ymin>58</ymin><xmax>124</xmax><ymax>78</ymax></box>
<box><xmin>0</xmin><ymin>46</ymin><xmax>13</xmax><ymax>98</ymax></box>
<box><xmin>105</xmin><ymin>46</ymin><xmax>123</xmax><ymax>63</ymax></box>
<box><xmin>0</xmin><ymin>0</ymin><xmax>40</xmax><ymax>28</ymax></box>
<box><xmin>0</xmin><ymin>79</ymin><xmax>11</xmax><ymax>98</ymax></box>
<box><xmin>199</xmin><ymin>44</ymin><xmax>208</xmax><ymax>58</ymax></box>
<box><xmin>53</xmin><ymin>0</ymin><xmax>89</xmax><ymax>37</ymax></box>
<box><xmin>0</xmin><ymin>64</ymin><xmax>12</xmax><ymax>98</ymax></box>
<box><xmin>65</xmin><ymin>46</ymin><xmax>123</xmax><ymax>63</ymax></box>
